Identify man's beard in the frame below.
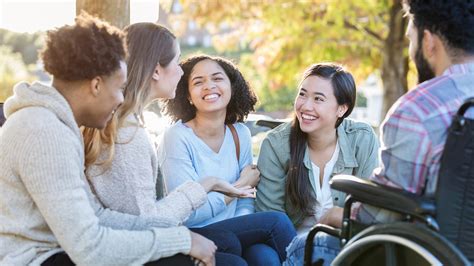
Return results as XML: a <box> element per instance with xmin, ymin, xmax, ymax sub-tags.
<box><xmin>414</xmin><ymin>45</ymin><xmax>436</xmax><ymax>83</ymax></box>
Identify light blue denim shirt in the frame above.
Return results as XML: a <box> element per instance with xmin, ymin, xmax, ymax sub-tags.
<box><xmin>256</xmin><ymin>118</ymin><xmax>379</xmax><ymax>226</ymax></box>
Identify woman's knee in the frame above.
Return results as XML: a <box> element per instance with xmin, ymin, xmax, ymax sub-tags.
<box><xmin>191</xmin><ymin>227</ymin><xmax>242</xmax><ymax>256</ymax></box>
<box><xmin>257</xmin><ymin>211</ymin><xmax>293</xmax><ymax>227</ymax></box>
<box><xmin>284</xmin><ymin>232</ymin><xmax>341</xmax><ymax>266</ymax></box>
<box><xmin>243</xmin><ymin>244</ymin><xmax>280</xmax><ymax>266</ymax></box>
<box><xmin>216</xmin><ymin>252</ymin><xmax>248</xmax><ymax>266</ymax></box>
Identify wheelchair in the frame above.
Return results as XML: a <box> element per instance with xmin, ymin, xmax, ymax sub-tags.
<box><xmin>303</xmin><ymin>97</ymin><xmax>474</xmax><ymax>265</ymax></box>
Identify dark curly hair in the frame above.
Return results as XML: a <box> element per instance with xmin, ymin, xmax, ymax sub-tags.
<box><xmin>404</xmin><ymin>0</ymin><xmax>474</xmax><ymax>56</ymax></box>
<box><xmin>163</xmin><ymin>55</ymin><xmax>258</xmax><ymax>124</ymax></box>
<box><xmin>41</xmin><ymin>11</ymin><xmax>125</xmax><ymax>81</ymax></box>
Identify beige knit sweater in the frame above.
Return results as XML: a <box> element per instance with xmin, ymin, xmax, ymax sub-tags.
<box><xmin>0</xmin><ymin>82</ymin><xmax>202</xmax><ymax>265</ymax></box>
<box><xmin>87</xmin><ymin>114</ymin><xmax>207</xmax><ymax>225</ymax></box>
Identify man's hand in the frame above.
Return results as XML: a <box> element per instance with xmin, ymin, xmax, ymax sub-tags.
<box><xmin>189</xmin><ymin>232</ymin><xmax>216</xmax><ymax>266</ymax></box>
<box><xmin>318</xmin><ymin>206</ymin><xmax>343</xmax><ymax>228</ymax></box>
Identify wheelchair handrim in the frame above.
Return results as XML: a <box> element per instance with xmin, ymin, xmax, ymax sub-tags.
<box><xmin>332</xmin><ymin>234</ymin><xmax>443</xmax><ymax>265</ymax></box>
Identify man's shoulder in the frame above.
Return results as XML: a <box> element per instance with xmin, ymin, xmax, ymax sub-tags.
<box><xmin>395</xmin><ymin>74</ymin><xmax>469</xmax><ymax>124</ymax></box>
<box><xmin>6</xmin><ymin>107</ymin><xmax>63</xmax><ymax>133</ymax></box>
<box><xmin>404</xmin><ymin>76</ymin><xmax>456</xmax><ymax>104</ymax></box>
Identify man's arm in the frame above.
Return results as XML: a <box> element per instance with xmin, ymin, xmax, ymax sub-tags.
<box><xmin>356</xmin><ymin>105</ymin><xmax>432</xmax><ymax>224</ymax></box>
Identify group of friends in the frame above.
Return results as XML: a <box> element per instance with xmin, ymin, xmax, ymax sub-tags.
<box><xmin>1</xmin><ymin>0</ymin><xmax>473</xmax><ymax>265</ymax></box>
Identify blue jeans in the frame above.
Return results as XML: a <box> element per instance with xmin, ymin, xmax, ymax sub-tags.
<box><xmin>202</xmin><ymin>211</ymin><xmax>296</xmax><ymax>266</ymax></box>
<box><xmin>284</xmin><ymin>232</ymin><xmax>341</xmax><ymax>266</ymax></box>
<box><xmin>191</xmin><ymin>227</ymin><xmax>246</xmax><ymax>265</ymax></box>
<box><xmin>42</xmin><ymin>251</ymin><xmax>246</xmax><ymax>266</ymax></box>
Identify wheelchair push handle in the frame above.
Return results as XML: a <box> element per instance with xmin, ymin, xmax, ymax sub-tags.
<box><xmin>456</xmin><ymin>97</ymin><xmax>474</xmax><ymax>117</ymax></box>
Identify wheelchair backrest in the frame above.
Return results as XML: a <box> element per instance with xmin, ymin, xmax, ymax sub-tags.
<box><xmin>436</xmin><ymin>97</ymin><xmax>474</xmax><ymax>262</ymax></box>
<box><xmin>0</xmin><ymin>103</ymin><xmax>5</xmax><ymax>127</ymax></box>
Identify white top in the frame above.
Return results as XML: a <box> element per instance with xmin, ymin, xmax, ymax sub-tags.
<box><xmin>297</xmin><ymin>141</ymin><xmax>340</xmax><ymax>235</ymax></box>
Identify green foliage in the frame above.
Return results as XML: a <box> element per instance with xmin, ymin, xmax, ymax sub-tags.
<box><xmin>0</xmin><ymin>29</ymin><xmax>44</xmax><ymax>65</ymax></box>
<box><xmin>0</xmin><ymin>46</ymin><xmax>32</xmax><ymax>102</ymax></box>
<box><xmin>0</xmin><ymin>30</ymin><xmax>46</xmax><ymax>102</ymax></box>
<box><xmin>178</xmin><ymin>0</ymin><xmax>407</xmax><ymax>112</ymax></box>
<box><xmin>356</xmin><ymin>92</ymin><xmax>368</xmax><ymax>107</ymax></box>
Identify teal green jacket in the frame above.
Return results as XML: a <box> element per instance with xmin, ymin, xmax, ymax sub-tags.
<box><xmin>255</xmin><ymin>119</ymin><xmax>379</xmax><ymax>227</ymax></box>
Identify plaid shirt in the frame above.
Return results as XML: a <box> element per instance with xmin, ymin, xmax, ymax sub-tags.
<box><xmin>357</xmin><ymin>63</ymin><xmax>474</xmax><ymax>223</ymax></box>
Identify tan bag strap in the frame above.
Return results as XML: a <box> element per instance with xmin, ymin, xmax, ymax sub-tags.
<box><xmin>228</xmin><ymin>124</ymin><xmax>240</xmax><ymax>163</ymax></box>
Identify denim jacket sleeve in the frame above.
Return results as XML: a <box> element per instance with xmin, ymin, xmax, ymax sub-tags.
<box><xmin>351</xmin><ymin>123</ymin><xmax>380</xmax><ymax>178</ymax></box>
<box><xmin>255</xmin><ymin>123</ymin><xmax>291</xmax><ymax>214</ymax></box>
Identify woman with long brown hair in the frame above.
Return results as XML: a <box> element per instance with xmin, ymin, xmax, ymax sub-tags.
<box><xmin>82</xmin><ymin>22</ymin><xmax>258</xmax><ymax>266</ymax></box>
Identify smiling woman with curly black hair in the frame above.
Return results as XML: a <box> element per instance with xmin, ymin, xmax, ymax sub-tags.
<box><xmin>159</xmin><ymin>55</ymin><xmax>297</xmax><ymax>265</ymax></box>
<box><xmin>163</xmin><ymin>55</ymin><xmax>257</xmax><ymax>124</ymax></box>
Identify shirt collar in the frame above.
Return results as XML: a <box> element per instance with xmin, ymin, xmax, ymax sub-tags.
<box><xmin>302</xmin><ymin>122</ymin><xmax>358</xmax><ymax>171</ymax></box>
<box><xmin>442</xmin><ymin>62</ymin><xmax>474</xmax><ymax>76</ymax></box>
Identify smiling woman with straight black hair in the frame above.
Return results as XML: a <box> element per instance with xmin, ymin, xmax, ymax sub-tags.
<box><xmin>255</xmin><ymin>63</ymin><xmax>379</xmax><ymax>266</ymax></box>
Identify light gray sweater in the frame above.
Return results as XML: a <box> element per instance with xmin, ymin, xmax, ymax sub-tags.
<box><xmin>0</xmin><ymin>82</ymin><xmax>192</xmax><ymax>265</ymax></box>
<box><xmin>87</xmin><ymin>114</ymin><xmax>207</xmax><ymax>225</ymax></box>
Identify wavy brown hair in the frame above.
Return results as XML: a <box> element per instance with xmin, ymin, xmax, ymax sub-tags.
<box><xmin>286</xmin><ymin>63</ymin><xmax>356</xmax><ymax>217</ymax></box>
<box><xmin>163</xmin><ymin>55</ymin><xmax>257</xmax><ymax>124</ymax></box>
<box><xmin>82</xmin><ymin>23</ymin><xmax>177</xmax><ymax>171</ymax></box>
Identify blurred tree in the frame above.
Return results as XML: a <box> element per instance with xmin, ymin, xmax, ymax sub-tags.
<box><xmin>0</xmin><ymin>46</ymin><xmax>32</xmax><ymax>102</ymax></box>
<box><xmin>76</xmin><ymin>0</ymin><xmax>130</xmax><ymax>29</ymax></box>
<box><xmin>0</xmin><ymin>29</ymin><xmax>44</xmax><ymax>65</ymax></box>
<box><xmin>177</xmin><ymin>0</ymin><xmax>408</xmax><ymax>115</ymax></box>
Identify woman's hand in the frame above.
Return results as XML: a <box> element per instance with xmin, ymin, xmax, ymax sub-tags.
<box><xmin>200</xmin><ymin>177</ymin><xmax>256</xmax><ymax>198</ymax></box>
<box><xmin>318</xmin><ymin>206</ymin><xmax>343</xmax><ymax>228</ymax></box>
<box><xmin>189</xmin><ymin>231</ymin><xmax>216</xmax><ymax>266</ymax></box>
<box><xmin>213</xmin><ymin>180</ymin><xmax>256</xmax><ymax>198</ymax></box>
<box><xmin>234</xmin><ymin>164</ymin><xmax>260</xmax><ymax>188</ymax></box>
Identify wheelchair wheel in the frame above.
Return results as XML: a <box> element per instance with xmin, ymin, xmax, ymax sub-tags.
<box><xmin>332</xmin><ymin>222</ymin><xmax>469</xmax><ymax>266</ymax></box>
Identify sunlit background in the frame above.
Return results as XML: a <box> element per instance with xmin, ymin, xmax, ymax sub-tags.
<box><xmin>0</xmin><ymin>0</ymin><xmax>419</xmax><ymax>157</ymax></box>
<box><xmin>0</xmin><ymin>0</ymin><xmax>159</xmax><ymax>33</ymax></box>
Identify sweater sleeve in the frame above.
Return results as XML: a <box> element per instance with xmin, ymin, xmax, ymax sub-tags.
<box><xmin>88</xmin><ymin>125</ymin><xmax>207</xmax><ymax>227</ymax></box>
<box><xmin>151</xmin><ymin>180</ymin><xmax>208</xmax><ymax>226</ymax></box>
<box><xmin>235</xmin><ymin>123</ymin><xmax>255</xmax><ymax>216</ymax></box>
<box><xmin>19</xmin><ymin>127</ymin><xmax>192</xmax><ymax>265</ymax></box>
<box><xmin>159</xmin><ymin>126</ymin><xmax>227</xmax><ymax>226</ymax></box>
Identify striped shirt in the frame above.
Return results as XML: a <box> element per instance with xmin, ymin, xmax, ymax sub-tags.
<box><xmin>357</xmin><ymin>62</ymin><xmax>474</xmax><ymax>223</ymax></box>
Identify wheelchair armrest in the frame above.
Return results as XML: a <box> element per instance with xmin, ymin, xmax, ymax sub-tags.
<box><xmin>330</xmin><ymin>175</ymin><xmax>436</xmax><ymax>217</ymax></box>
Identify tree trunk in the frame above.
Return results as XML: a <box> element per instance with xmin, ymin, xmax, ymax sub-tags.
<box><xmin>380</xmin><ymin>1</ymin><xmax>408</xmax><ymax>116</ymax></box>
<box><xmin>76</xmin><ymin>0</ymin><xmax>130</xmax><ymax>29</ymax></box>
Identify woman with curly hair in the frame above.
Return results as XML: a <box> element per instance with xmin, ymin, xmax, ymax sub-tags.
<box><xmin>160</xmin><ymin>55</ymin><xmax>296</xmax><ymax>266</ymax></box>
<box><xmin>0</xmin><ymin>13</ymin><xmax>213</xmax><ymax>266</ymax></box>
<box><xmin>81</xmin><ymin>23</ymin><xmax>261</xmax><ymax>266</ymax></box>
